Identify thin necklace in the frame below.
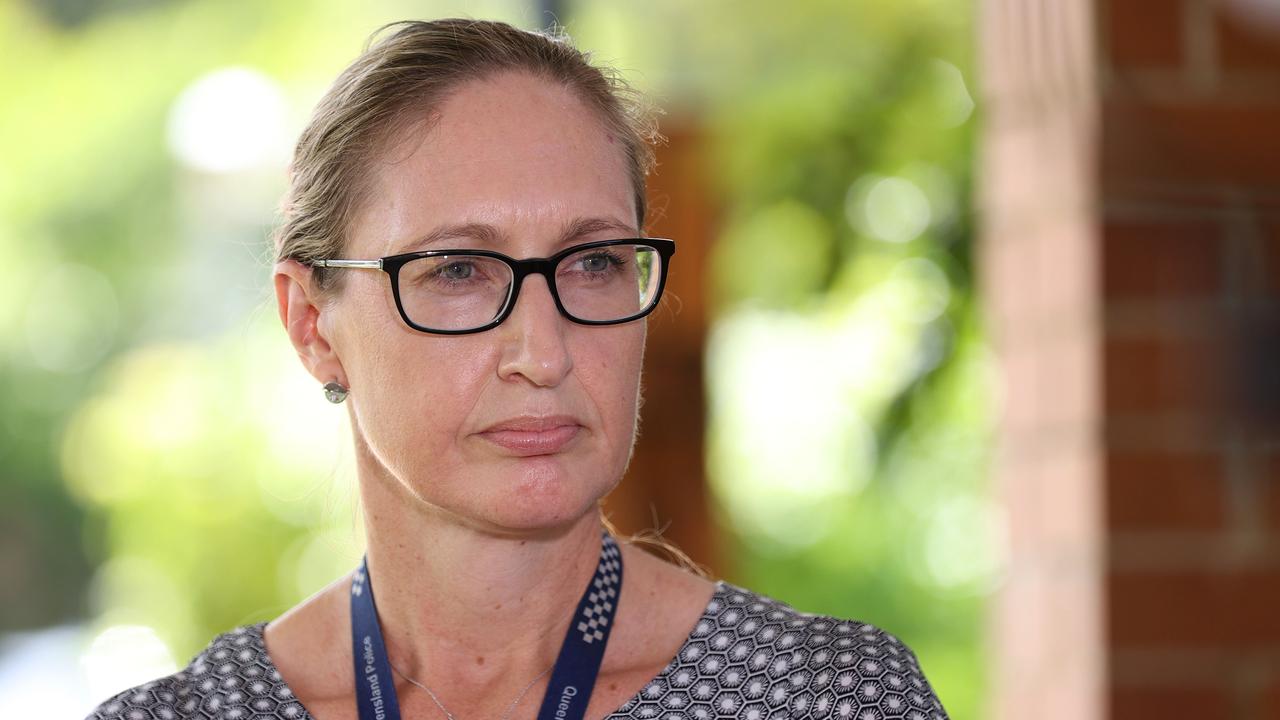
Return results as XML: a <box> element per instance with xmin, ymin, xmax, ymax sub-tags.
<box><xmin>388</xmin><ymin>657</ymin><xmax>554</xmax><ymax>720</ymax></box>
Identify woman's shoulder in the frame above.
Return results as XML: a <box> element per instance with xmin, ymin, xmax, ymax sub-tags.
<box><xmin>610</xmin><ymin>580</ymin><xmax>949</xmax><ymax>720</ymax></box>
<box><xmin>84</xmin><ymin>622</ymin><xmax>306</xmax><ymax>720</ymax></box>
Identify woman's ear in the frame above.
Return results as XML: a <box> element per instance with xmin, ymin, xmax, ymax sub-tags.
<box><xmin>273</xmin><ymin>259</ymin><xmax>348</xmax><ymax>387</ymax></box>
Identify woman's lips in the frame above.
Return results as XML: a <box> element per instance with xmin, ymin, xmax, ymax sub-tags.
<box><xmin>478</xmin><ymin>417</ymin><xmax>583</xmax><ymax>450</ymax></box>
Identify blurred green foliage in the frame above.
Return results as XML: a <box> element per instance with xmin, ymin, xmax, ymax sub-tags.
<box><xmin>0</xmin><ymin>0</ymin><xmax>440</xmax><ymax>648</ymax></box>
<box><xmin>572</xmin><ymin>2</ymin><xmax>994</xmax><ymax>717</ymax></box>
<box><xmin>1</xmin><ymin>0</ymin><xmax>989</xmax><ymax>717</ymax></box>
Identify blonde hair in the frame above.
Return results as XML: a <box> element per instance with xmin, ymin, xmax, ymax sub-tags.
<box><xmin>274</xmin><ymin>18</ymin><xmax>662</xmax><ymax>293</ymax></box>
<box><xmin>600</xmin><ymin>507</ymin><xmax>713</xmax><ymax>579</ymax></box>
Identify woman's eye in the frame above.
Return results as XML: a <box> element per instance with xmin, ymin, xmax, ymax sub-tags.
<box><xmin>577</xmin><ymin>252</ymin><xmax>623</xmax><ymax>273</ymax></box>
<box><xmin>582</xmin><ymin>255</ymin><xmax>609</xmax><ymax>272</ymax></box>
<box><xmin>435</xmin><ymin>261</ymin><xmax>474</xmax><ymax>281</ymax></box>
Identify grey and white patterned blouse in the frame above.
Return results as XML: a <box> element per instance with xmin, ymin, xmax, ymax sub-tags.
<box><xmin>86</xmin><ymin>581</ymin><xmax>950</xmax><ymax>720</ymax></box>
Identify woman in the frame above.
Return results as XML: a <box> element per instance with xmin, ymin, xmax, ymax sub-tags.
<box><xmin>89</xmin><ymin>19</ymin><xmax>948</xmax><ymax>720</ymax></box>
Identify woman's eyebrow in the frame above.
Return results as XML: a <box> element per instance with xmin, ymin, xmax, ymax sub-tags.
<box><xmin>394</xmin><ymin>216</ymin><xmax>636</xmax><ymax>255</ymax></box>
<box><xmin>394</xmin><ymin>222</ymin><xmax>503</xmax><ymax>254</ymax></box>
<box><xmin>557</xmin><ymin>216</ymin><xmax>637</xmax><ymax>243</ymax></box>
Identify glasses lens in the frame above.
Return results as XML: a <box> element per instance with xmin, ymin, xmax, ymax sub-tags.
<box><xmin>397</xmin><ymin>254</ymin><xmax>513</xmax><ymax>331</ymax></box>
<box><xmin>556</xmin><ymin>243</ymin><xmax>662</xmax><ymax>323</ymax></box>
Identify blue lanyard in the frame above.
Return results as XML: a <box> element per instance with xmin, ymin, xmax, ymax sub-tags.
<box><xmin>351</xmin><ymin>532</ymin><xmax>623</xmax><ymax>720</ymax></box>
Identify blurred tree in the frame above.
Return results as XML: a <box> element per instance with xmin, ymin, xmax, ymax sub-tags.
<box><xmin>0</xmin><ymin>0</ymin><xmax>530</xmax><ymax>641</ymax></box>
<box><xmin>23</xmin><ymin>0</ymin><xmax>175</xmax><ymax>30</ymax></box>
<box><xmin>572</xmin><ymin>2</ymin><xmax>991</xmax><ymax>716</ymax></box>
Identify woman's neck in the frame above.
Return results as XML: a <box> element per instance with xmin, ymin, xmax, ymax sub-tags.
<box><xmin>358</xmin><ymin>471</ymin><xmax>607</xmax><ymax>698</ymax></box>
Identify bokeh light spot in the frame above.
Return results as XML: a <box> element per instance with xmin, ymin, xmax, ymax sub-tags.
<box><xmin>707</xmin><ymin>309</ymin><xmax>878</xmax><ymax>550</ymax></box>
<box><xmin>167</xmin><ymin>67</ymin><xmax>288</xmax><ymax>173</ymax></box>
<box><xmin>848</xmin><ymin>175</ymin><xmax>932</xmax><ymax>244</ymax></box>
<box><xmin>923</xmin><ymin>495</ymin><xmax>1007</xmax><ymax>593</ymax></box>
<box><xmin>22</xmin><ymin>263</ymin><xmax>118</xmax><ymax>374</ymax></box>
<box><xmin>928</xmin><ymin>60</ymin><xmax>974</xmax><ymax>128</ymax></box>
<box><xmin>80</xmin><ymin>625</ymin><xmax>177</xmax><ymax>704</ymax></box>
<box><xmin>886</xmin><ymin>257</ymin><xmax>952</xmax><ymax>324</ymax></box>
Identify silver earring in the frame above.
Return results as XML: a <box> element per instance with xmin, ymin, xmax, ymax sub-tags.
<box><xmin>323</xmin><ymin>381</ymin><xmax>349</xmax><ymax>404</ymax></box>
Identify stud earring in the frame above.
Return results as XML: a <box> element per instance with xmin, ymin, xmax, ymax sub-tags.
<box><xmin>323</xmin><ymin>381</ymin><xmax>349</xmax><ymax>404</ymax></box>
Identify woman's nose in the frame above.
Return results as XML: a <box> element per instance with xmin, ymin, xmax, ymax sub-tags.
<box><xmin>495</xmin><ymin>274</ymin><xmax>573</xmax><ymax>387</ymax></box>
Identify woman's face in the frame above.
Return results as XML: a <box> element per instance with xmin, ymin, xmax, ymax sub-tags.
<box><xmin>316</xmin><ymin>71</ymin><xmax>646</xmax><ymax>533</ymax></box>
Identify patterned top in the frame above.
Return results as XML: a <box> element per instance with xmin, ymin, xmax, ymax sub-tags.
<box><xmin>86</xmin><ymin>581</ymin><xmax>949</xmax><ymax>720</ymax></box>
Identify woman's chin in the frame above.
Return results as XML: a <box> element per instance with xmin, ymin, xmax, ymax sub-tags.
<box><xmin>475</xmin><ymin>462</ymin><xmax>604</xmax><ymax>531</ymax></box>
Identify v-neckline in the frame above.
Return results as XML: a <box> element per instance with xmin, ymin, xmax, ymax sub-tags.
<box><xmin>252</xmin><ymin>579</ymin><xmax>732</xmax><ymax>720</ymax></box>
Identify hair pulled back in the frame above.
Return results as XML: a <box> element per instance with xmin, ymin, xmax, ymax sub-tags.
<box><xmin>274</xmin><ymin>18</ymin><xmax>662</xmax><ymax>293</ymax></box>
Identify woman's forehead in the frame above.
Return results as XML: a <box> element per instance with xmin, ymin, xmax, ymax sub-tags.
<box><xmin>353</xmin><ymin>72</ymin><xmax>635</xmax><ymax>257</ymax></box>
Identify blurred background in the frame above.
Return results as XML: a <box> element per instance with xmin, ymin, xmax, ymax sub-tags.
<box><xmin>1</xmin><ymin>1</ymin><xmax>1276</xmax><ymax>718</ymax></box>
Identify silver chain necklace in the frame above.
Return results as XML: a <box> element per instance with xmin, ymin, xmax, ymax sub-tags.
<box><xmin>388</xmin><ymin>657</ymin><xmax>554</xmax><ymax>720</ymax></box>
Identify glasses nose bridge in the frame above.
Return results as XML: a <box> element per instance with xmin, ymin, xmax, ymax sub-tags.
<box><xmin>513</xmin><ymin>256</ymin><xmax>559</xmax><ymax>284</ymax></box>
<box><xmin>506</xmin><ymin>255</ymin><xmax>564</xmax><ymax>316</ymax></box>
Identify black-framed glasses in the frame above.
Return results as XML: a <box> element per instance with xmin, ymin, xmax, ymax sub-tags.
<box><xmin>312</xmin><ymin>238</ymin><xmax>675</xmax><ymax>335</ymax></box>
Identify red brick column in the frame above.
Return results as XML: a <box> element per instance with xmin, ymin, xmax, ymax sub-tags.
<box><xmin>983</xmin><ymin>0</ymin><xmax>1280</xmax><ymax>717</ymax></box>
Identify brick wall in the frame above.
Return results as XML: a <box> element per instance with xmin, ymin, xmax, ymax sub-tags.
<box><xmin>983</xmin><ymin>0</ymin><xmax>1280</xmax><ymax>717</ymax></box>
<box><xmin>1101</xmin><ymin>0</ymin><xmax>1280</xmax><ymax>716</ymax></box>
